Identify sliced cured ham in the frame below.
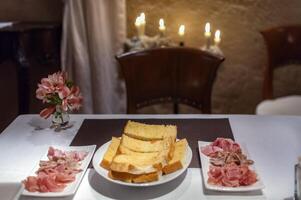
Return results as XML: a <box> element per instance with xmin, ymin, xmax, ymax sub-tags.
<box><xmin>23</xmin><ymin>176</ymin><xmax>39</xmax><ymax>192</ymax></box>
<box><xmin>201</xmin><ymin>145</ymin><xmax>223</xmax><ymax>157</ymax></box>
<box><xmin>201</xmin><ymin>138</ymin><xmax>241</xmax><ymax>157</ymax></box>
<box><xmin>212</xmin><ymin>138</ymin><xmax>241</xmax><ymax>153</ymax></box>
<box><xmin>208</xmin><ymin>163</ymin><xmax>257</xmax><ymax>187</ymax></box>
<box><xmin>209</xmin><ymin>151</ymin><xmax>254</xmax><ymax>166</ymax></box>
<box><xmin>23</xmin><ymin>147</ymin><xmax>87</xmax><ymax>193</ymax></box>
<box><xmin>202</xmin><ymin>138</ymin><xmax>257</xmax><ymax>187</ymax></box>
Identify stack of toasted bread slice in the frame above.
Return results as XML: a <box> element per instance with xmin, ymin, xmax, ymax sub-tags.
<box><xmin>100</xmin><ymin>120</ymin><xmax>188</xmax><ymax>183</ymax></box>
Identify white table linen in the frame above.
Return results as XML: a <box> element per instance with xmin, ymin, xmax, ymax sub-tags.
<box><xmin>0</xmin><ymin>114</ymin><xmax>301</xmax><ymax>200</ymax></box>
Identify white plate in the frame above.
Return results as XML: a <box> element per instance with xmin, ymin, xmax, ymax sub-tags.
<box><xmin>22</xmin><ymin>145</ymin><xmax>96</xmax><ymax>197</ymax></box>
<box><xmin>93</xmin><ymin>140</ymin><xmax>192</xmax><ymax>187</ymax></box>
<box><xmin>198</xmin><ymin>141</ymin><xmax>265</xmax><ymax>192</ymax></box>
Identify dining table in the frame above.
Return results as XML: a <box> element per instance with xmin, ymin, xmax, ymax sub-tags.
<box><xmin>0</xmin><ymin>114</ymin><xmax>300</xmax><ymax>200</ymax></box>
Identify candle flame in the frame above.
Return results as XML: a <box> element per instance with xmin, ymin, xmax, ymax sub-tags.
<box><xmin>205</xmin><ymin>22</ymin><xmax>210</xmax><ymax>33</ymax></box>
<box><xmin>215</xmin><ymin>30</ymin><xmax>221</xmax><ymax>39</ymax></box>
<box><xmin>140</xmin><ymin>12</ymin><xmax>145</xmax><ymax>24</ymax></box>
<box><xmin>159</xmin><ymin>18</ymin><xmax>164</xmax><ymax>27</ymax></box>
<box><xmin>135</xmin><ymin>16</ymin><xmax>141</xmax><ymax>26</ymax></box>
<box><xmin>214</xmin><ymin>30</ymin><xmax>221</xmax><ymax>44</ymax></box>
<box><xmin>178</xmin><ymin>25</ymin><xmax>185</xmax><ymax>36</ymax></box>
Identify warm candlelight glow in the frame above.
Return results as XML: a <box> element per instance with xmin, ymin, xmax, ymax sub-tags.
<box><xmin>135</xmin><ymin>16</ymin><xmax>141</xmax><ymax>27</ymax></box>
<box><xmin>140</xmin><ymin>12</ymin><xmax>146</xmax><ymax>25</ymax></box>
<box><xmin>159</xmin><ymin>18</ymin><xmax>166</xmax><ymax>31</ymax></box>
<box><xmin>178</xmin><ymin>25</ymin><xmax>185</xmax><ymax>37</ymax></box>
<box><xmin>214</xmin><ymin>30</ymin><xmax>221</xmax><ymax>45</ymax></box>
<box><xmin>205</xmin><ymin>22</ymin><xmax>211</xmax><ymax>38</ymax></box>
<box><xmin>135</xmin><ymin>12</ymin><xmax>146</xmax><ymax>37</ymax></box>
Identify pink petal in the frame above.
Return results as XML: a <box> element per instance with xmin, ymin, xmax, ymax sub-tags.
<box><xmin>58</xmin><ymin>86</ymin><xmax>71</xmax><ymax>99</ymax></box>
<box><xmin>40</xmin><ymin>106</ymin><xmax>56</xmax><ymax>119</ymax></box>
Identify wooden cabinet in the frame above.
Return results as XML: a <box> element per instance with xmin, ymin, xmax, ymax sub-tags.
<box><xmin>0</xmin><ymin>22</ymin><xmax>61</xmax><ymax>115</ymax></box>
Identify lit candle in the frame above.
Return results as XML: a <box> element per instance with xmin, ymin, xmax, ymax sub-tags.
<box><xmin>135</xmin><ymin>16</ymin><xmax>142</xmax><ymax>37</ymax></box>
<box><xmin>178</xmin><ymin>25</ymin><xmax>185</xmax><ymax>37</ymax></box>
<box><xmin>205</xmin><ymin>22</ymin><xmax>211</xmax><ymax>37</ymax></box>
<box><xmin>139</xmin><ymin>12</ymin><xmax>146</xmax><ymax>36</ymax></box>
<box><xmin>135</xmin><ymin>16</ymin><xmax>141</xmax><ymax>27</ymax></box>
<box><xmin>140</xmin><ymin>13</ymin><xmax>146</xmax><ymax>25</ymax></box>
<box><xmin>204</xmin><ymin>22</ymin><xmax>211</xmax><ymax>49</ymax></box>
<box><xmin>178</xmin><ymin>25</ymin><xmax>185</xmax><ymax>46</ymax></box>
<box><xmin>214</xmin><ymin>30</ymin><xmax>221</xmax><ymax>46</ymax></box>
<box><xmin>159</xmin><ymin>18</ymin><xmax>166</xmax><ymax>37</ymax></box>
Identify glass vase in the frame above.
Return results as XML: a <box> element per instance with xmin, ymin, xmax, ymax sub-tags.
<box><xmin>51</xmin><ymin>106</ymin><xmax>70</xmax><ymax>127</ymax></box>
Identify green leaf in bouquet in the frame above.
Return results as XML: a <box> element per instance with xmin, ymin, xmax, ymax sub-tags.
<box><xmin>66</xmin><ymin>80</ymin><xmax>74</xmax><ymax>89</ymax></box>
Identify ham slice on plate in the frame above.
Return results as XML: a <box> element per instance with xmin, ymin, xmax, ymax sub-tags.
<box><xmin>208</xmin><ymin>163</ymin><xmax>257</xmax><ymax>187</ymax></box>
<box><xmin>23</xmin><ymin>147</ymin><xmax>87</xmax><ymax>193</ymax></box>
<box><xmin>201</xmin><ymin>138</ymin><xmax>241</xmax><ymax>157</ymax></box>
<box><xmin>23</xmin><ymin>176</ymin><xmax>39</xmax><ymax>192</ymax></box>
<box><xmin>199</xmin><ymin>138</ymin><xmax>259</xmax><ymax>188</ymax></box>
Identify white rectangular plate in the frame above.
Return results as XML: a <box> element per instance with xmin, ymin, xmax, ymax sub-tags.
<box><xmin>198</xmin><ymin>141</ymin><xmax>264</xmax><ymax>192</ymax></box>
<box><xmin>22</xmin><ymin>145</ymin><xmax>96</xmax><ymax>197</ymax></box>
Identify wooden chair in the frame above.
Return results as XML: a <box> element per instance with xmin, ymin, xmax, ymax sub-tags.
<box><xmin>256</xmin><ymin>25</ymin><xmax>301</xmax><ymax>115</ymax></box>
<box><xmin>261</xmin><ymin>25</ymin><xmax>301</xmax><ymax>100</ymax></box>
<box><xmin>116</xmin><ymin>47</ymin><xmax>225</xmax><ymax>114</ymax></box>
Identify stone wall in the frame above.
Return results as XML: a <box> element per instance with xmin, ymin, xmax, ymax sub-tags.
<box><xmin>0</xmin><ymin>0</ymin><xmax>62</xmax><ymax>22</ymax></box>
<box><xmin>127</xmin><ymin>0</ymin><xmax>301</xmax><ymax>114</ymax></box>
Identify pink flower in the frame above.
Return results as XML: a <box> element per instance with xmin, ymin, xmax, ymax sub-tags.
<box><xmin>36</xmin><ymin>72</ymin><xmax>66</xmax><ymax>101</ymax></box>
<box><xmin>61</xmin><ymin>86</ymin><xmax>83</xmax><ymax>111</ymax></box>
<box><xmin>40</xmin><ymin>106</ymin><xmax>56</xmax><ymax>119</ymax></box>
<box><xmin>58</xmin><ymin>86</ymin><xmax>71</xmax><ymax>100</ymax></box>
<box><xmin>36</xmin><ymin>71</ymin><xmax>82</xmax><ymax>117</ymax></box>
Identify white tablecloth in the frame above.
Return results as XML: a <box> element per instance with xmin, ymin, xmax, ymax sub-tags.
<box><xmin>0</xmin><ymin>114</ymin><xmax>301</xmax><ymax>200</ymax></box>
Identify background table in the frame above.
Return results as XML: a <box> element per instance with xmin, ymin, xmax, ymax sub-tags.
<box><xmin>0</xmin><ymin>114</ymin><xmax>301</xmax><ymax>200</ymax></box>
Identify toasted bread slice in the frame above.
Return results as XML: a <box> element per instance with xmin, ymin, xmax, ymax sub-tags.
<box><xmin>162</xmin><ymin>139</ymin><xmax>188</xmax><ymax>174</ymax></box>
<box><xmin>108</xmin><ymin>170</ymin><xmax>132</xmax><ymax>183</ymax></box>
<box><xmin>118</xmin><ymin>144</ymin><xmax>159</xmax><ymax>157</ymax></box>
<box><xmin>110</xmin><ymin>154</ymin><xmax>163</xmax><ymax>174</ymax></box>
<box><xmin>108</xmin><ymin>170</ymin><xmax>160</xmax><ymax>183</ymax></box>
<box><xmin>121</xmin><ymin>134</ymin><xmax>165</xmax><ymax>153</ymax></box>
<box><xmin>118</xmin><ymin>143</ymin><xmax>171</xmax><ymax>167</ymax></box>
<box><xmin>100</xmin><ymin>137</ymin><xmax>120</xmax><ymax>170</ymax></box>
<box><xmin>132</xmin><ymin>172</ymin><xmax>160</xmax><ymax>183</ymax></box>
<box><xmin>124</xmin><ymin>120</ymin><xmax>177</xmax><ymax>141</ymax></box>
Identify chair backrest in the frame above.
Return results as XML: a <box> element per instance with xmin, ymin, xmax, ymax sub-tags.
<box><xmin>116</xmin><ymin>47</ymin><xmax>225</xmax><ymax>114</ymax></box>
<box><xmin>261</xmin><ymin>25</ymin><xmax>301</xmax><ymax>99</ymax></box>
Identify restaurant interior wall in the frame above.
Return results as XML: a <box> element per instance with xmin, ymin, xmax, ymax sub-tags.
<box><xmin>127</xmin><ymin>0</ymin><xmax>301</xmax><ymax>114</ymax></box>
<box><xmin>0</xmin><ymin>0</ymin><xmax>62</xmax><ymax>22</ymax></box>
<box><xmin>0</xmin><ymin>0</ymin><xmax>62</xmax><ymax>133</ymax></box>
<box><xmin>0</xmin><ymin>0</ymin><xmax>301</xmax><ymax>120</ymax></box>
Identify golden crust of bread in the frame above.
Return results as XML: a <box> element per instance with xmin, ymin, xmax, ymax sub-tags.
<box><xmin>108</xmin><ymin>170</ymin><xmax>159</xmax><ymax>183</ymax></box>
<box><xmin>100</xmin><ymin>137</ymin><xmax>120</xmax><ymax>170</ymax></box>
<box><xmin>110</xmin><ymin>154</ymin><xmax>163</xmax><ymax>174</ymax></box>
<box><xmin>162</xmin><ymin>139</ymin><xmax>187</xmax><ymax>174</ymax></box>
<box><xmin>121</xmin><ymin>134</ymin><xmax>165</xmax><ymax>153</ymax></box>
<box><xmin>118</xmin><ymin>144</ymin><xmax>159</xmax><ymax>157</ymax></box>
<box><xmin>100</xmin><ymin>159</ymin><xmax>111</xmax><ymax>170</ymax></box>
<box><xmin>124</xmin><ymin>120</ymin><xmax>177</xmax><ymax>141</ymax></box>
<box><xmin>132</xmin><ymin>172</ymin><xmax>159</xmax><ymax>183</ymax></box>
<box><xmin>108</xmin><ymin>170</ymin><xmax>132</xmax><ymax>183</ymax></box>
<box><xmin>162</xmin><ymin>161</ymin><xmax>183</xmax><ymax>174</ymax></box>
<box><xmin>167</xmin><ymin>139</ymin><xmax>175</xmax><ymax>160</ymax></box>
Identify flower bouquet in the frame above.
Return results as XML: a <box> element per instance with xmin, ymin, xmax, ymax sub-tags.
<box><xmin>36</xmin><ymin>71</ymin><xmax>82</xmax><ymax>128</ymax></box>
